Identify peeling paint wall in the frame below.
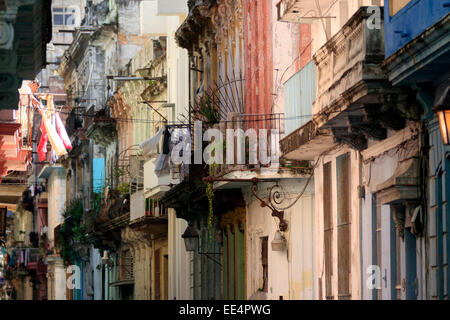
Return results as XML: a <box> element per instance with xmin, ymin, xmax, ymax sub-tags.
<box><xmin>117</xmin><ymin>0</ymin><xmax>151</xmax><ymax>67</ymax></box>
<box><xmin>244</xmin><ymin>179</ymin><xmax>315</xmax><ymax>300</ymax></box>
<box><xmin>48</xmin><ymin>169</ymin><xmax>66</xmax><ymax>249</ymax></box>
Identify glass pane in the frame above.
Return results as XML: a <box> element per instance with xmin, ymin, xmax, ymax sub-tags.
<box><xmin>53</xmin><ymin>14</ymin><xmax>64</xmax><ymax>25</ymax></box>
<box><xmin>65</xmin><ymin>14</ymin><xmax>75</xmax><ymax>25</ymax></box>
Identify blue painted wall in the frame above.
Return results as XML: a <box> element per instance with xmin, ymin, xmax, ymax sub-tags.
<box><xmin>283</xmin><ymin>61</ymin><xmax>316</xmax><ymax>135</ymax></box>
<box><xmin>384</xmin><ymin>0</ymin><xmax>450</xmax><ymax>57</ymax></box>
<box><xmin>93</xmin><ymin>158</ymin><xmax>105</xmax><ymax>193</ymax></box>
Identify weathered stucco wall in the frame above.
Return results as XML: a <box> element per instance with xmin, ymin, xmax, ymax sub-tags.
<box><xmin>244</xmin><ymin>178</ymin><xmax>315</xmax><ymax>300</ymax></box>
<box><xmin>271</xmin><ymin>0</ymin><xmax>301</xmax><ymax>116</ymax></box>
<box><xmin>168</xmin><ymin>209</ymin><xmax>190</xmax><ymax>300</ymax></box>
<box><xmin>48</xmin><ymin>168</ymin><xmax>66</xmax><ymax>249</ymax></box>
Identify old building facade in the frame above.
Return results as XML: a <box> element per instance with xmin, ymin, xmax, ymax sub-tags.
<box><xmin>2</xmin><ymin>0</ymin><xmax>450</xmax><ymax>302</ymax></box>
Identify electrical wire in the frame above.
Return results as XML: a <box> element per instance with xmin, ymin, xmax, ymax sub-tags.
<box><xmin>271</xmin><ymin>143</ymin><xmax>345</xmax><ymax>212</ymax></box>
<box><xmin>30</xmin><ymin>103</ymin><xmax>365</xmax><ymax>126</ymax></box>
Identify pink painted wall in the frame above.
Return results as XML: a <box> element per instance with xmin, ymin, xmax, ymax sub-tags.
<box><xmin>244</xmin><ymin>0</ymin><xmax>273</xmax><ymax>130</ymax></box>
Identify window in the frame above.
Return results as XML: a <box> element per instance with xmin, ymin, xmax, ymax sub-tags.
<box><xmin>52</xmin><ymin>7</ymin><xmax>77</xmax><ymax>26</ymax></box>
<box><xmin>337</xmin><ymin>153</ymin><xmax>351</xmax><ymax>299</ymax></box>
<box><xmin>119</xmin><ymin>249</ymin><xmax>134</xmax><ymax>281</ymax></box>
<box><xmin>389</xmin><ymin>0</ymin><xmax>412</xmax><ymax>16</ymax></box>
<box><xmin>261</xmin><ymin>237</ymin><xmax>268</xmax><ymax>292</ymax></box>
<box><xmin>154</xmin><ymin>249</ymin><xmax>161</xmax><ymax>300</ymax></box>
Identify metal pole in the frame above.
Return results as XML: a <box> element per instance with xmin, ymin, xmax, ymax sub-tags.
<box><xmin>106</xmin><ymin>76</ymin><xmax>167</xmax><ymax>81</ymax></box>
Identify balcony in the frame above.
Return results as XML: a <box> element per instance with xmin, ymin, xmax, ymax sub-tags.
<box><xmin>281</xmin><ymin>7</ymin><xmax>413</xmax><ymax>159</ymax></box>
<box><xmin>125</xmin><ymin>156</ymin><xmax>172</xmax><ymax>234</ymax></box>
<box><xmin>84</xmin><ymin>187</ymin><xmax>130</xmax><ymax>248</ymax></box>
<box><xmin>312</xmin><ymin>7</ymin><xmax>387</xmax><ymax>118</ymax></box>
<box><xmin>143</xmin><ymin>157</ymin><xmax>173</xmax><ymax>200</ymax></box>
<box><xmin>85</xmin><ymin>106</ymin><xmax>117</xmax><ymax>147</ymax></box>
<box><xmin>65</xmin><ymin>109</ymin><xmax>84</xmax><ymax>138</ymax></box>
<box><xmin>129</xmin><ymin>203</ymin><xmax>168</xmax><ymax>236</ymax></box>
<box><xmin>277</xmin><ymin>0</ymin><xmax>335</xmax><ymax>23</ymax></box>
<box><xmin>210</xmin><ymin>113</ymin><xmax>287</xmax><ymax>178</ymax></box>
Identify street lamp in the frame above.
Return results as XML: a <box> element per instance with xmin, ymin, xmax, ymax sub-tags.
<box><xmin>271</xmin><ymin>230</ymin><xmax>287</xmax><ymax>251</ymax></box>
<box><xmin>434</xmin><ymin>106</ymin><xmax>450</xmax><ymax>145</ymax></box>
<box><xmin>182</xmin><ymin>222</ymin><xmax>199</xmax><ymax>252</ymax></box>
<box><xmin>181</xmin><ymin>222</ymin><xmax>222</xmax><ymax>267</ymax></box>
<box><xmin>434</xmin><ymin>85</ymin><xmax>450</xmax><ymax>145</ymax></box>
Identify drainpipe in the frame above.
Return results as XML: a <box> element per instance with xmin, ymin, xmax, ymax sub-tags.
<box><xmin>359</xmin><ymin>151</ymin><xmax>364</xmax><ymax>299</ymax></box>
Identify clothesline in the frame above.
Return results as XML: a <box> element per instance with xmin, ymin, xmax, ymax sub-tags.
<box><xmin>29</xmin><ymin>93</ymin><xmax>73</xmax><ymax>162</ymax></box>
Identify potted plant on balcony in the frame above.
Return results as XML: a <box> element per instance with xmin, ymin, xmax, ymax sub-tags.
<box><xmin>58</xmin><ymin>198</ymin><xmax>85</xmax><ymax>266</ymax></box>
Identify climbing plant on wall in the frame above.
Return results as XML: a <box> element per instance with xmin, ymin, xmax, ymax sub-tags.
<box><xmin>58</xmin><ymin>198</ymin><xmax>85</xmax><ymax>266</ymax></box>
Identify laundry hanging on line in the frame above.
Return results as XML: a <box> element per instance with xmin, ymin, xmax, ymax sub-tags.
<box><xmin>31</xmin><ymin>95</ymin><xmax>70</xmax><ymax>158</ymax></box>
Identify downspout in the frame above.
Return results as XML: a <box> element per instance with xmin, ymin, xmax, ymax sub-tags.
<box><xmin>416</xmin><ymin>87</ymin><xmax>433</xmax><ymax>299</ymax></box>
<box><xmin>359</xmin><ymin>151</ymin><xmax>364</xmax><ymax>299</ymax></box>
<box><xmin>188</xmin><ymin>55</ymin><xmax>192</xmax><ymax>127</ymax></box>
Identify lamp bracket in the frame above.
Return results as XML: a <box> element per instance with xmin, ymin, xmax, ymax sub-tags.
<box><xmin>251</xmin><ymin>182</ymin><xmax>288</xmax><ymax>232</ymax></box>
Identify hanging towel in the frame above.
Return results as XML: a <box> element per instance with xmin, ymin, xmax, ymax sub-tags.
<box><xmin>37</xmin><ymin>119</ymin><xmax>48</xmax><ymax>162</ymax></box>
<box><xmin>38</xmin><ymin>109</ymin><xmax>67</xmax><ymax>157</ymax></box>
<box><xmin>33</xmin><ymin>95</ymin><xmax>67</xmax><ymax>157</ymax></box>
<box><xmin>55</xmin><ymin>111</ymin><xmax>72</xmax><ymax>150</ymax></box>
<box><xmin>139</xmin><ymin>127</ymin><xmax>164</xmax><ymax>157</ymax></box>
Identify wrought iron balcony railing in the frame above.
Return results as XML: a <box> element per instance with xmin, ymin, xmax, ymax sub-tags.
<box><xmin>210</xmin><ymin>113</ymin><xmax>285</xmax><ymax>177</ymax></box>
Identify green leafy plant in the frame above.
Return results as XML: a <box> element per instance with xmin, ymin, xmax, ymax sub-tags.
<box><xmin>113</xmin><ymin>166</ymin><xmax>127</xmax><ymax>180</ymax></box>
<box><xmin>197</xmin><ymin>95</ymin><xmax>220</xmax><ymax>124</ymax></box>
<box><xmin>92</xmin><ymin>190</ymin><xmax>104</xmax><ymax>216</ymax></box>
<box><xmin>59</xmin><ymin>198</ymin><xmax>85</xmax><ymax>266</ymax></box>
<box><xmin>117</xmin><ymin>182</ymin><xmax>130</xmax><ymax>195</ymax></box>
<box><xmin>206</xmin><ymin>163</ymin><xmax>219</xmax><ymax>241</ymax></box>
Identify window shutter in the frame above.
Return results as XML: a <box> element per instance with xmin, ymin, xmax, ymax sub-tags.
<box><xmin>154</xmin><ymin>249</ymin><xmax>161</xmax><ymax>300</ymax></box>
<box><xmin>323</xmin><ymin>161</ymin><xmax>333</xmax><ymax>299</ymax></box>
<box><xmin>337</xmin><ymin>153</ymin><xmax>351</xmax><ymax>299</ymax></box>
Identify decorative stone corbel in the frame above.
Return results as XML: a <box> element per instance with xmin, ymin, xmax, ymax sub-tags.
<box><xmin>331</xmin><ymin>126</ymin><xmax>367</xmax><ymax>150</ymax></box>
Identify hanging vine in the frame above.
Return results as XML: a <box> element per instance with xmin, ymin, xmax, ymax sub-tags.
<box><xmin>206</xmin><ymin>163</ymin><xmax>218</xmax><ymax>241</ymax></box>
<box><xmin>58</xmin><ymin>198</ymin><xmax>85</xmax><ymax>266</ymax></box>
